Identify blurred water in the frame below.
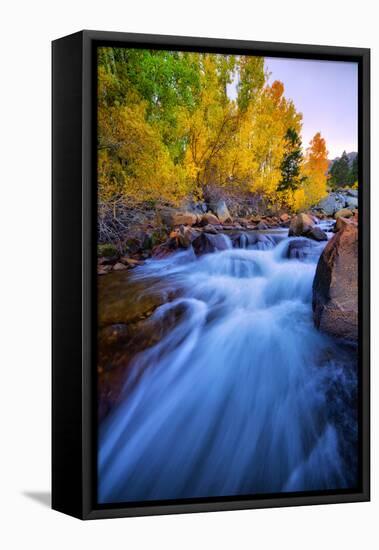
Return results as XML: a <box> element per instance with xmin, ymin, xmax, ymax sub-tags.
<box><xmin>98</xmin><ymin>229</ymin><xmax>357</xmax><ymax>503</ymax></box>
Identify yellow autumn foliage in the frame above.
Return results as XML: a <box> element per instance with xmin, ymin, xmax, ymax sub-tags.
<box><xmin>98</xmin><ymin>48</ymin><xmax>331</xmax><ymax>213</ymax></box>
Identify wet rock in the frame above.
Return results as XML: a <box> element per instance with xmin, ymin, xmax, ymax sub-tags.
<box><xmin>177</xmin><ymin>226</ymin><xmax>201</xmax><ymax>248</ymax></box>
<box><xmin>286</xmin><ymin>238</ymin><xmax>320</xmax><ymax>261</ymax></box>
<box><xmin>313</xmin><ymin>223</ymin><xmax>358</xmax><ymax>342</ymax></box>
<box><xmin>288</xmin><ymin>213</ymin><xmax>315</xmax><ymax>237</ymax></box>
<box><xmin>202</xmin><ymin>224</ymin><xmax>218</xmax><ymax>234</ymax></box>
<box><xmin>200</xmin><ymin>212</ymin><xmax>221</xmax><ymax>226</ymax></box>
<box><xmin>335</xmin><ymin>208</ymin><xmax>353</xmax><ymax>219</ymax></box>
<box><xmin>192</xmin><ymin>233</ymin><xmax>231</xmax><ymax>255</ymax></box>
<box><xmin>152</xmin><ymin>239</ymin><xmax>177</xmax><ymax>258</ymax></box>
<box><xmin>98</xmin><ymin>301</ymin><xmax>190</xmax><ymax>420</ymax></box>
<box><xmin>334</xmin><ymin>215</ymin><xmax>358</xmax><ymax>233</ymax></box>
<box><xmin>256</xmin><ymin>221</ymin><xmax>269</xmax><ymax>230</ymax></box>
<box><xmin>279</xmin><ymin>213</ymin><xmax>290</xmax><ymax>223</ymax></box>
<box><xmin>235</xmin><ymin>217</ymin><xmax>250</xmax><ymax>227</ymax></box>
<box><xmin>307</xmin><ymin>226</ymin><xmax>328</xmax><ymax>242</ymax></box>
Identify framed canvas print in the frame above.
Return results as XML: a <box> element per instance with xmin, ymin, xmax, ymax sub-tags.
<box><xmin>52</xmin><ymin>30</ymin><xmax>370</xmax><ymax>519</ymax></box>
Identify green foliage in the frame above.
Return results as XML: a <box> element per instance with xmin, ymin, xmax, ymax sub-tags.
<box><xmin>97</xmin><ymin>47</ymin><xmax>331</xmax><ymax>214</ymax></box>
<box><xmin>237</xmin><ymin>56</ymin><xmax>265</xmax><ymax>111</ymax></box>
<box><xmin>350</xmin><ymin>155</ymin><xmax>358</xmax><ymax>183</ymax></box>
<box><xmin>277</xmin><ymin>128</ymin><xmax>304</xmax><ymax>192</ymax></box>
<box><xmin>329</xmin><ymin>151</ymin><xmax>352</xmax><ymax>189</ymax></box>
<box><xmin>98</xmin><ymin>243</ymin><xmax>118</xmax><ymax>257</ymax></box>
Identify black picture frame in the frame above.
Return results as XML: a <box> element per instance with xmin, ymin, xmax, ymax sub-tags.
<box><xmin>52</xmin><ymin>30</ymin><xmax>370</xmax><ymax>520</ymax></box>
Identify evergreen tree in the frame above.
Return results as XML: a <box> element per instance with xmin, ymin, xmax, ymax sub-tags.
<box><xmin>329</xmin><ymin>150</ymin><xmax>350</xmax><ymax>188</ymax></box>
<box><xmin>350</xmin><ymin>155</ymin><xmax>358</xmax><ymax>184</ymax></box>
<box><xmin>277</xmin><ymin>128</ymin><xmax>304</xmax><ymax>192</ymax></box>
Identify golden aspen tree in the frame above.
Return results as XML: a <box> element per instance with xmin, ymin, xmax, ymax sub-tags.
<box><xmin>301</xmin><ymin>132</ymin><xmax>329</xmax><ymax>209</ymax></box>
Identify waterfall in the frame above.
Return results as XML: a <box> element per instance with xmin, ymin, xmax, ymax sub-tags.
<box><xmin>98</xmin><ymin>230</ymin><xmax>357</xmax><ymax>504</ymax></box>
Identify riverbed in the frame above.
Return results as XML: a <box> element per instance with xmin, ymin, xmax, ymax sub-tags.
<box><xmin>98</xmin><ymin>225</ymin><xmax>358</xmax><ymax>504</ymax></box>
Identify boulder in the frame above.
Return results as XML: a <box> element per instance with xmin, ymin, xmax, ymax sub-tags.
<box><xmin>315</xmin><ymin>193</ymin><xmax>346</xmax><ymax>216</ymax></box>
<box><xmin>177</xmin><ymin>226</ymin><xmax>201</xmax><ymax>248</ymax></box>
<box><xmin>335</xmin><ymin>208</ymin><xmax>353</xmax><ymax>219</ymax></box>
<box><xmin>279</xmin><ymin>213</ymin><xmax>290</xmax><ymax>223</ymax></box>
<box><xmin>256</xmin><ymin>221</ymin><xmax>269</xmax><ymax>230</ymax></box>
<box><xmin>312</xmin><ymin>223</ymin><xmax>358</xmax><ymax>342</ymax></box>
<box><xmin>288</xmin><ymin>213</ymin><xmax>315</xmax><ymax>237</ymax></box>
<box><xmin>158</xmin><ymin>208</ymin><xmax>197</xmax><ymax>227</ymax></box>
<box><xmin>210</xmin><ymin>200</ymin><xmax>232</xmax><ymax>223</ymax></box>
<box><xmin>307</xmin><ymin>226</ymin><xmax>328</xmax><ymax>241</ymax></box>
<box><xmin>202</xmin><ymin>224</ymin><xmax>218</xmax><ymax>234</ymax></box>
<box><xmin>172</xmin><ymin>211</ymin><xmax>198</xmax><ymax>226</ymax></box>
<box><xmin>345</xmin><ymin>195</ymin><xmax>358</xmax><ymax>209</ymax></box>
<box><xmin>192</xmin><ymin>233</ymin><xmax>231</xmax><ymax>256</ymax></box>
<box><xmin>200</xmin><ymin>212</ymin><xmax>221</xmax><ymax>226</ymax></box>
<box><xmin>334</xmin><ymin>215</ymin><xmax>358</xmax><ymax>233</ymax></box>
<box><xmin>235</xmin><ymin>217</ymin><xmax>250</xmax><ymax>227</ymax></box>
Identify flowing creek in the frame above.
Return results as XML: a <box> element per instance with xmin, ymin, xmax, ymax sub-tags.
<box><xmin>98</xmin><ymin>223</ymin><xmax>358</xmax><ymax>503</ymax></box>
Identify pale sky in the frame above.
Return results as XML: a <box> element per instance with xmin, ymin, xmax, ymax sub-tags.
<box><xmin>227</xmin><ymin>56</ymin><xmax>358</xmax><ymax>159</ymax></box>
<box><xmin>264</xmin><ymin>57</ymin><xmax>358</xmax><ymax>159</ymax></box>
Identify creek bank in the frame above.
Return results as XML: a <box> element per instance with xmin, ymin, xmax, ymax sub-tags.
<box><xmin>97</xmin><ymin>206</ymin><xmax>296</xmax><ymax>274</ymax></box>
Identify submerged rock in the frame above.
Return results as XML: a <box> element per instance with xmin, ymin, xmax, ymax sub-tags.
<box><xmin>286</xmin><ymin>238</ymin><xmax>321</xmax><ymax>261</ymax></box>
<box><xmin>307</xmin><ymin>226</ymin><xmax>328</xmax><ymax>242</ymax></box>
<box><xmin>312</xmin><ymin>222</ymin><xmax>358</xmax><ymax>342</ymax></box>
<box><xmin>192</xmin><ymin>232</ymin><xmax>231</xmax><ymax>255</ymax></box>
<box><xmin>256</xmin><ymin>220</ymin><xmax>269</xmax><ymax>230</ymax></box>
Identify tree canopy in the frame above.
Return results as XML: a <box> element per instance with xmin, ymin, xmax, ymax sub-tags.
<box><xmin>98</xmin><ymin>47</ymin><xmax>334</xmax><ymax>211</ymax></box>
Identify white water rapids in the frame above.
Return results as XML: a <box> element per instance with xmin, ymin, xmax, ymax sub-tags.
<box><xmin>98</xmin><ymin>226</ymin><xmax>358</xmax><ymax>503</ymax></box>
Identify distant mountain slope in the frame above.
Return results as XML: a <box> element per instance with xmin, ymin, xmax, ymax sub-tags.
<box><xmin>328</xmin><ymin>151</ymin><xmax>357</xmax><ymax>171</ymax></box>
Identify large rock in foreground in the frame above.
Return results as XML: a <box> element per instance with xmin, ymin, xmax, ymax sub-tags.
<box><xmin>312</xmin><ymin>222</ymin><xmax>358</xmax><ymax>342</ymax></box>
